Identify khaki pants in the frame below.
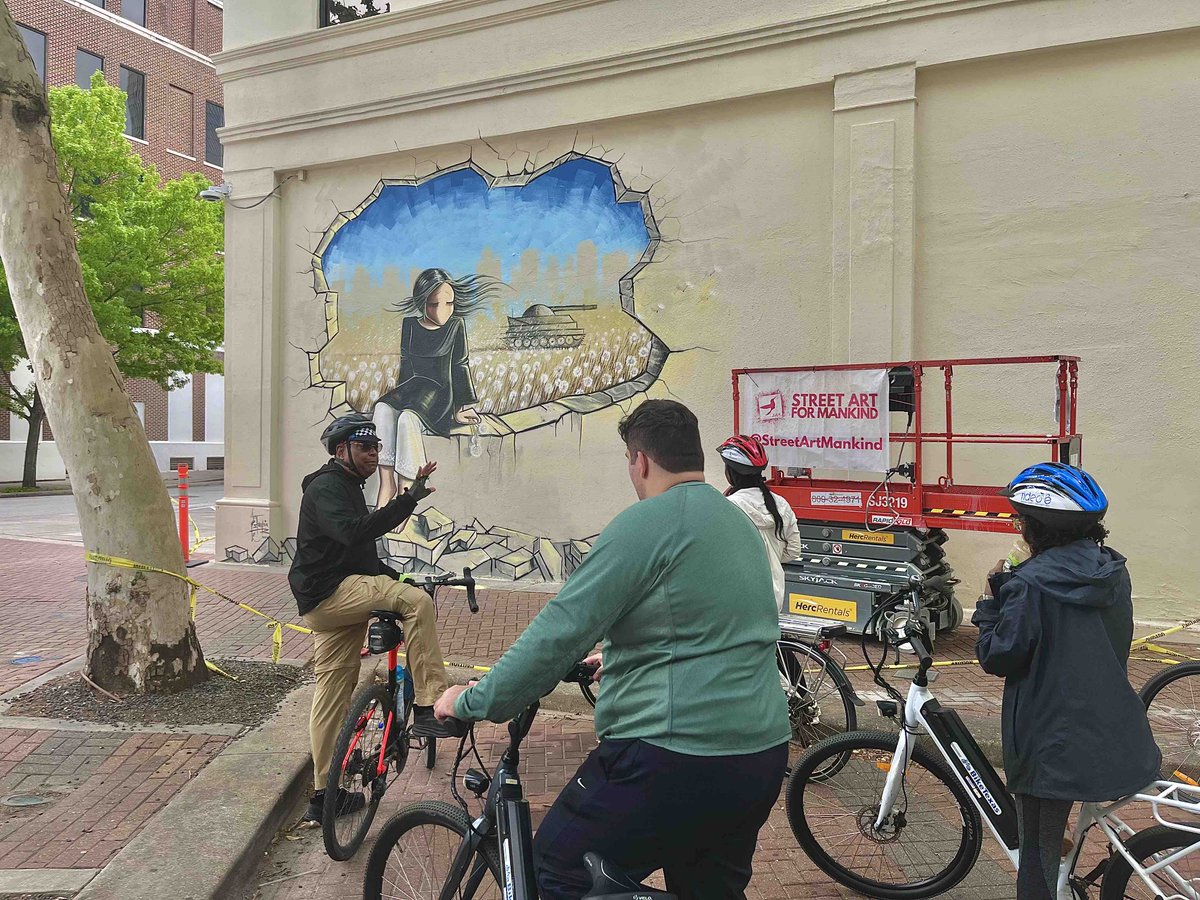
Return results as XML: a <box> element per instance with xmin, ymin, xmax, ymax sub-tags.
<box><xmin>303</xmin><ymin>574</ymin><xmax>450</xmax><ymax>790</ymax></box>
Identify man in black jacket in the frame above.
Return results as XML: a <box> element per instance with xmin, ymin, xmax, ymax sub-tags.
<box><xmin>289</xmin><ymin>413</ymin><xmax>454</xmax><ymax>824</ymax></box>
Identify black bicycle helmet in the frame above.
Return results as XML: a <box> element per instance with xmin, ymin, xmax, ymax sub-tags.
<box><xmin>320</xmin><ymin>413</ymin><xmax>379</xmax><ymax>455</ymax></box>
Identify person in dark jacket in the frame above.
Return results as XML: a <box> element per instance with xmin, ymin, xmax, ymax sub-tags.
<box><xmin>289</xmin><ymin>413</ymin><xmax>457</xmax><ymax>825</ymax></box>
<box><xmin>973</xmin><ymin>462</ymin><xmax>1160</xmax><ymax>900</ymax></box>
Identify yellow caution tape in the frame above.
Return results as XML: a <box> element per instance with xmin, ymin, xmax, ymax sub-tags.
<box><xmin>843</xmin><ymin>658</ymin><xmax>982</xmax><ymax>673</ymax></box>
<box><xmin>84</xmin><ymin>550</ymin><xmax>312</xmax><ymax>663</ymax></box>
<box><xmin>205</xmin><ymin>659</ymin><xmax>239</xmax><ymax>681</ymax></box>
<box><xmin>1132</xmin><ymin>616</ymin><xmax>1200</xmax><ymax>649</ymax></box>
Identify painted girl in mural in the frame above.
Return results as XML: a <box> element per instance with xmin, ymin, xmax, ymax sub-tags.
<box><xmin>373</xmin><ymin>268</ymin><xmax>501</xmax><ymax>506</ymax></box>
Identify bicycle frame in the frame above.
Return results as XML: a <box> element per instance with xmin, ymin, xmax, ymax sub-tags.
<box><xmin>878</xmin><ymin>673</ymin><xmax>1200</xmax><ymax>899</ymax></box>
<box><xmin>444</xmin><ymin>705</ymin><xmax>540</xmax><ymax>900</ymax></box>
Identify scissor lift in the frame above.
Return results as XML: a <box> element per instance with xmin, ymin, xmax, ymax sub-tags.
<box><xmin>732</xmin><ymin>356</ymin><xmax>1081</xmax><ymax>635</ymax></box>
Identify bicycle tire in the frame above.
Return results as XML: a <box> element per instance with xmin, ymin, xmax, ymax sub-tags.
<box><xmin>1098</xmin><ymin>824</ymin><xmax>1200</xmax><ymax>900</ymax></box>
<box><xmin>323</xmin><ymin>683</ymin><xmax>406</xmax><ymax>861</ymax></box>
<box><xmin>777</xmin><ymin>639</ymin><xmax>857</xmax><ymax>778</ymax></box>
<box><xmin>1139</xmin><ymin>660</ymin><xmax>1200</xmax><ymax>787</ymax></box>
<box><xmin>786</xmin><ymin>729</ymin><xmax>982</xmax><ymax>899</ymax></box>
<box><xmin>425</xmin><ymin>736</ymin><xmax>437</xmax><ymax>770</ymax></box>
<box><xmin>364</xmin><ymin>801</ymin><xmax>503</xmax><ymax>900</ymax></box>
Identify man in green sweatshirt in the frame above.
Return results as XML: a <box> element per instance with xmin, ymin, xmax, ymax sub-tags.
<box><xmin>434</xmin><ymin>399</ymin><xmax>790</xmax><ymax>900</ymax></box>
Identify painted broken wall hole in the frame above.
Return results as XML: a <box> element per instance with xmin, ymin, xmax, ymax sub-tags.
<box><xmin>307</xmin><ymin>154</ymin><xmax>670</xmax><ymax>439</ymax></box>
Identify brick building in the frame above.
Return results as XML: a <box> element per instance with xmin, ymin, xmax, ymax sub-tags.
<box><xmin>6</xmin><ymin>0</ymin><xmax>226</xmax><ymax>478</ymax></box>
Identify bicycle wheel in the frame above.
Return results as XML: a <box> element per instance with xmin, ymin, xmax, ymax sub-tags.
<box><xmin>364</xmin><ymin>801</ymin><xmax>503</xmax><ymax>900</ymax></box>
<box><xmin>777</xmin><ymin>639</ymin><xmax>856</xmax><ymax>778</ymax></box>
<box><xmin>1140</xmin><ymin>661</ymin><xmax>1200</xmax><ymax>787</ymax></box>
<box><xmin>324</xmin><ymin>683</ymin><xmax>406</xmax><ymax>861</ymax></box>
<box><xmin>786</xmin><ymin>730</ymin><xmax>982</xmax><ymax>899</ymax></box>
<box><xmin>1098</xmin><ymin>824</ymin><xmax>1200</xmax><ymax>900</ymax></box>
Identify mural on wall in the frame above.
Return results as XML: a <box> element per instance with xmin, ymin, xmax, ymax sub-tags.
<box><xmin>227</xmin><ymin>152</ymin><xmax>675</xmax><ymax>580</ymax></box>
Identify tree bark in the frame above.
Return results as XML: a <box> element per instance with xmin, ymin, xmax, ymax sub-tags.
<box><xmin>21</xmin><ymin>386</ymin><xmax>42</xmax><ymax>488</ymax></box>
<box><xmin>0</xmin><ymin>7</ymin><xmax>206</xmax><ymax>693</ymax></box>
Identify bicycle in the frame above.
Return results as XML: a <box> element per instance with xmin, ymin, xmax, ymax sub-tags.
<box><xmin>784</xmin><ymin>574</ymin><xmax>1200</xmax><ymax>899</ymax></box>
<box><xmin>574</xmin><ymin>619</ymin><xmax>861</xmax><ymax>777</ymax></box>
<box><xmin>1141</xmin><ymin>660</ymin><xmax>1200</xmax><ymax>790</ymax></box>
<box><xmin>362</xmin><ymin>662</ymin><xmax>675</xmax><ymax>900</ymax></box>
<box><xmin>776</xmin><ymin>618</ymin><xmax>863</xmax><ymax>775</ymax></box>
<box><xmin>322</xmin><ymin>568</ymin><xmax>479</xmax><ymax>861</ymax></box>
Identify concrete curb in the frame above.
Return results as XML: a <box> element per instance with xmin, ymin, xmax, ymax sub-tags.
<box><xmin>73</xmin><ymin>689</ymin><xmax>313</xmax><ymax>900</ymax></box>
<box><xmin>73</xmin><ymin>658</ymin><xmax>383</xmax><ymax>900</ymax></box>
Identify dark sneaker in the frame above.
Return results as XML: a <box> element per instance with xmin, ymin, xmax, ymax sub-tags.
<box><xmin>411</xmin><ymin>705</ymin><xmax>470</xmax><ymax>738</ymax></box>
<box><xmin>300</xmin><ymin>789</ymin><xmax>366</xmax><ymax>826</ymax></box>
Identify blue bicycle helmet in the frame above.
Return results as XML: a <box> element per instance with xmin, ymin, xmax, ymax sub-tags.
<box><xmin>1002</xmin><ymin>462</ymin><xmax>1108</xmax><ymax>529</ymax></box>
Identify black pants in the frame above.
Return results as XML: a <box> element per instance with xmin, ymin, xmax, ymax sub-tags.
<box><xmin>533</xmin><ymin>738</ymin><xmax>787</xmax><ymax>900</ymax></box>
<box><xmin>1015</xmin><ymin>794</ymin><xmax>1073</xmax><ymax>900</ymax></box>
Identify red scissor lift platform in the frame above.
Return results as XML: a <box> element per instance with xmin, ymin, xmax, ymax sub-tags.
<box><xmin>732</xmin><ymin>356</ymin><xmax>1081</xmax><ymax>634</ymax></box>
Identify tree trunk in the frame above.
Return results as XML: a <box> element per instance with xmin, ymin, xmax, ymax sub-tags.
<box><xmin>21</xmin><ymin>386</ymin><xmax>42</xmax><ymax>488</ymax></box>
<box><xmin>0</xmin><ymin>8</ymin><xmax>206</xmax><ymax>693</ymax></box>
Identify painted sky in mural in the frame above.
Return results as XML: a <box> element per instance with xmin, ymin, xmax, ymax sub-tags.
<box><xmin>313</xmin><ymin>156</ymin><xmax>667</xmax><ymax>428</ymax></box>
<box><xmin>322</xmin><ymin>159</ymin><xmax>650</xmax><ymax>289</ymax></box>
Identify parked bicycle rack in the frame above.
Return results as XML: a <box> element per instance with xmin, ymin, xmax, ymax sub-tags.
<box><xmin>732</xmin><ymin>356</ymin><xmax>1082</xmax><ymax>635</ymax></box>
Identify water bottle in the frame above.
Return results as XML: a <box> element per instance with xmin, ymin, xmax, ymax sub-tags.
<box><xmin>1004</xmin><ymin>539</ymin><xmax>1030</xmax><ymax>572</ymax></box>
<box><xmin>394</xmin><ymin>660</ymin><xmax>408</xmax><ymax>723</ymax></box>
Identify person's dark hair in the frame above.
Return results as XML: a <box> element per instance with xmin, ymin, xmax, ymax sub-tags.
<box><xmin>724</xmin><ymin>466</ymin><xmax>785</xmax><ymax>540</ymax></box>
<box><xmin>617</xmin><ymin>399</ymin><xmax>704</xmax><ymax>474</ymax></box>
<box><xmin>391</xmin><ymin>267</ymin><xmax>502</xmax><ymax>317</ymax></box>
<box><xmin>1020</xmin><ymin>515</ymin><xmax>1109</xmax><ymax>557</ymax></box>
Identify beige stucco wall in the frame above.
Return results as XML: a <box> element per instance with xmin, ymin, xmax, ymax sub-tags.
<box><xmin>214</xmin><ymin>0</ymin><xmax>1200</xmax><ymax>620</ymax></box>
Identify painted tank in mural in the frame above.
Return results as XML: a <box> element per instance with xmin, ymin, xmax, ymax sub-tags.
<box><xmin>502</xmin><ymin>304</ymin><xmax>598</xmax><ymax>350</ymax></box>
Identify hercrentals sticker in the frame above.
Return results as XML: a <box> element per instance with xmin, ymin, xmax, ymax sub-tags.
<box><xmin>842</xmin><ymin>529</ymin><xmax>895</xmax><ymax>545</ymax></box>
<box><xmin>789</xmin><ymin>594</ymin><xmax>857</xmax><ymax>622</ymax></box>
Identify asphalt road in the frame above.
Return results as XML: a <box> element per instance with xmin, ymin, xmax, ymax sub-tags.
<box><xmin>0</xmin><ymin>482</ymin><xmax>222</xmax><ymax>545</ymax></box>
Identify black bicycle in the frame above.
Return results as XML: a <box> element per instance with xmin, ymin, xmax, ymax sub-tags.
<box><xmin>362</xmin><ymin>662</ymin><xmax>675</xmax><ymax>900</ymax></box>
<box><xmin>322</xmin><ymin>569</ymin><xmax>478</xmax><ymax>861</ymax></box>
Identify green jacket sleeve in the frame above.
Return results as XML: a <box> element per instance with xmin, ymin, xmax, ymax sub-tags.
<box><xmin>454</xmin><ymin>508</ymin><xmax>659</xmax><ymax>723</ymax></box>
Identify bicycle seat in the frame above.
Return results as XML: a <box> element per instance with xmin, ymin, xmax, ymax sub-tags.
<box><xmin>581</xmin><ymin>853</ymin><xmax>676</xmax><ymax>900</ymax></box>
<box><xmin>369</xmin><ymin>609</ymin><xmax>403</xmax><ymax>623</ymax></box>
<box><xmin>817</xmin><ymin>624</ymin><xmax>848</xmax><ymax>639</ymax></box>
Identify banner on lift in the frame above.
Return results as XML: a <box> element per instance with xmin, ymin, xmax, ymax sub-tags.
<box><xmin>738</xmin><ymin>369</ymin><xmax>890</xmax><ymax>472</ymax></box>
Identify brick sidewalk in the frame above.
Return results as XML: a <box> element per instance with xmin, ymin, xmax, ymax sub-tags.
<box><xmin>0</xmin><ymin>534</ymin><xmax>1193</xmax><ymax>898</ymax></box>
<box><xmin>0</xmin><ymin>729</ymin><xmax>229</xmax><ymax>871</ymax></box>
<box><xmin>247</xmin><ymin>710</ymin><xmax>1168</xmax><ymax>900</ymax></box>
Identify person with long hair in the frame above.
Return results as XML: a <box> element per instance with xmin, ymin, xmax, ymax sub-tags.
<box><xmin>974</xmin><ymin>462</ymin><xmax>1160</xmax><ymax>900</ymax></box>
<box><xmin>717</xmin><ymin>434</ymin><xmax>803</xmax><ymax>612</ymax></box>
<box><xmin>372</xmin><ymin>267</ymin><xmax>501</xmax><ymax>507</ymax></box>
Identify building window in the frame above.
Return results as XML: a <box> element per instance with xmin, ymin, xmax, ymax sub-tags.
<box><xmin>76</xmin><ymin>49</ymin><xmax>104</xmax><ymax>90</ymax></box>
<box><xmin>120</xmin><ymin>67</ymin><xmax>145</xmax><ymax>140</ymax></box>
<box><xmin>168</xmin><ymin>86</ymin><xmax>195</xmax><ymax>157</ymax></box>
<box><xmin>82</xmin><ymin>0</ymin><xmax>103</xmax><ymax>5</ymax></box>
<box><xmin>121</xmin><ymin>0</ymin><xmax>147</xmax><ymax>26</ymax></box>
<box><xmin>320</xmin><ymin>1</ymin><xmax>390</xmax><ymax>27</ymax></box>
<box><xmin>17</xmin><ymin>25</ymin><xmax>46</xmax><ymax>84</ymax></box>
<box><xmin>205</xmin><ymin>101</ymin><xmax>224</xmax><ymax>167</ymax></box>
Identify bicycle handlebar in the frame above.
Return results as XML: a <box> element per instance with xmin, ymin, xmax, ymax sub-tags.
<box><xmin>408</xmin><ymin>567</ymin><xmax>478</xmax><ymax>613</ymax></box>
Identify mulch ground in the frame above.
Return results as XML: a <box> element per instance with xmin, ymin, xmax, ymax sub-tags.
<box><xmin>6</xmin><ymin>661</ymin><xmax>310</xmax><ymax>730</ymax></box>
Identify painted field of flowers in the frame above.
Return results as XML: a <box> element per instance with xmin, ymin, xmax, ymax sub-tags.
<box><xmin>318</xmin><ymin>307</ymin><xmax>655</xmax><ymax>415</ymax></box>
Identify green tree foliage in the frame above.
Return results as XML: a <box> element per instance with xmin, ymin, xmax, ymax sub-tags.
<box><xmin>0</xmin><ymin>74</ymin><xmax>223</xmax><ymax>484</ymax></box>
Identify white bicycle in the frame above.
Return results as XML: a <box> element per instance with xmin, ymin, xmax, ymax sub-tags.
<box><xmin>785</xmin><ymin>575</ymin><xmax>1200</xmax><ymax>899</ymax></box>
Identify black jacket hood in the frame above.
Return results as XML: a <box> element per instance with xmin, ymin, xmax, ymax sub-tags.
<box><xmin>1013</xmin><ymin>541</ymin><xmax>1127</xmax><ymax>609</ymax></box>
